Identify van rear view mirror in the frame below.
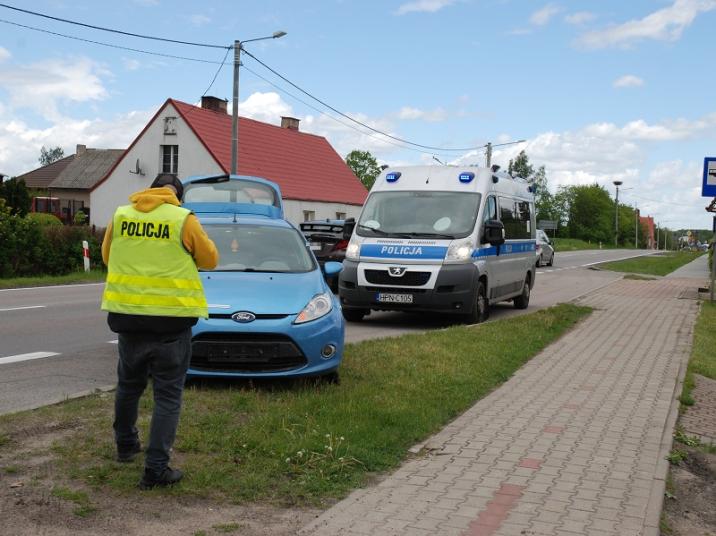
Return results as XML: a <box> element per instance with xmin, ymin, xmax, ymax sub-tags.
<box><xmin>484</xmin><ymin>220</ymin><xmax>505</xmax><ymax>246</ymax></box>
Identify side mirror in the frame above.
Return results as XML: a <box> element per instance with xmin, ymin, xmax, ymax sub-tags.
<box><xmin>484</xmin><ymin>220</ymin><xmax>505</xmax><ymax>246</ymax></box>
<box><xmin>323</xmin><ymin>261</ymin><xmax>343</xmax><ymax>276</ymax></box>
<box><xmin>343</xmin><ymin>217</ymin><xmax>356</xmax><ymax>240</ymax></box>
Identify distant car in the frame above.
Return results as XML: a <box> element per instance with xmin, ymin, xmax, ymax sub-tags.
<box><xmin>300</xmin><ymin>219</ymin><xmax>349</xmax><ymax>292</ymax></box>
<box><xmin>181</xmin><ymin>174</ymin><xmax>345</xmax><ymax>380</ymax></box>
<box><xmin>536</xmin><ymin>229</ymin><xmax>554</xmax><ymax>267</ymax></box>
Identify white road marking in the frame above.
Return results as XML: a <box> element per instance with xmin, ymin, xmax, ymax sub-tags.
<box><xmin>0</xmin><ymin>351</ymin><xmax>60</xmax><ymax>365</ymax></box>
<box><xmin>108</xmin><ymin>340</ymin><xmax>118</xmax><ymax>344</ymax></box>
<box><xmin>0</xmin><ymin>305</ymin><xmax>46</xmax><ymax>312</ymax></box>
<box><xmin>0</xmin><ymin>282</ymin><xmax>104</xmax><ymax>292</ymax></box>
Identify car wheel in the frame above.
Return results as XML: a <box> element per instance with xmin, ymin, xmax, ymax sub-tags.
<box><xmin>464</xmin><ymin>280</ymin><xmax>489</xmax><ymax>324</ymax></box>
<box><xmin>536</xmin><ymin>256</ymin><xmax>541</xmax><ymax>267</ymax></box>
<box><xmin>343</xmin><ymin>308</ymin><xmax>368</xmax><ymax>322</ymax></box>
<box><xmin>513</xmin><ymin>277</ymin><xmax>531</xmax><ymax>309</ymax></box>
<box><xmin>547</xmin><ymin>253</ymin><xmax>554</xmax><ymax>266</ymax></box>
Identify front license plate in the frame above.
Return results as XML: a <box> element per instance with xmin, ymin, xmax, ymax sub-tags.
<box><xmin>376</xmin><ymin>293</ymin><xmax>413</xmax><ymax>304</ymax></box>
<box><xmin>310</xmin><ymin>243</ymin><xmax>322</xmax><ymax>251</ymax></box>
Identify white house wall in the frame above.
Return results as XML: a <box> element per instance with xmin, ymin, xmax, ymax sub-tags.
<box><xmin>283</xmin><ymin>200</ymin><xmax>362</xmax><ymax>225</ymax></box>
<box><xmin>90</xmin><ymin>103</ymin><xmax>222</xmax><ymax>227</ymax></box>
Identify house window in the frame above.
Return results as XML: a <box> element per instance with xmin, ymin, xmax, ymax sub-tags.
<box><xmin>161</xmin><ymin>145</ymin><xmax>178</xmax><ymax>174</ymax></box>
<box><xmin>303</xmin><ymin>210</ymin><xmax>315</xmax><ymax>222</ymax></box>
<box><xmin>164</xmin><ymin>116</ymin><xmax>177</xmax><ymax>135</ymax></box>
<box><xmin>335</xmin><ymin>212</ymin><xmax>346</xmax><ymax>220</ymax></box>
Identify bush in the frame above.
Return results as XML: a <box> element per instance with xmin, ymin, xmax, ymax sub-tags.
<box><xmin>27</xmin><ymin>212</ymin><xmax>63</xmax><ymax>226</ymax></box>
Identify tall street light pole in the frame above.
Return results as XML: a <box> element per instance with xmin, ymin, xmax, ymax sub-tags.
<box><xmin>613</xmin><ymin>180</ymin><xmax>622</xmax><ymax>247</ymax></box>
<box><xmin>231</xmin><ymin>31</ymin><xmax>287</xmax><ymax>175</ymax></box>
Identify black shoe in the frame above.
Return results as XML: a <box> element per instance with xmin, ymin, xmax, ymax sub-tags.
<box><xmin>138</xmin><ymin>467</ymin><xmax>183</xmax><ymax>490</ymax></box>
<box><xmin>116</xmin><ymin>442</ymin><xmax>142</xmax><ymax>463</ymax></box>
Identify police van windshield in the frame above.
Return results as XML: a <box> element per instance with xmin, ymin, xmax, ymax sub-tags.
<box><xmin>357</xmin><ymin>191</ymin><xmax>481</xmax><ymax>239</ymax></box>
<box><xmin>203</xmin><ymin>224</ymin><xmax>315</xmax><ymax>273</ymax></box>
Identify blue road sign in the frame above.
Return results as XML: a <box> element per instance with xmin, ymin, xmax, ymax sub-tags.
<box><xmin>703</xmin><ymin>157</ymin><xmax>716</xmax><ymax>197</ymax></box>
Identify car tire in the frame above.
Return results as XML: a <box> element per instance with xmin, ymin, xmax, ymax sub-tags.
<box><xmin>536</xmin><ymin>256</ymin><xmax>541</xmax><ymax>267</ymax></box>
<box><xmin>513</xmin><ymin>276</ymin><xmax>531</xmax><ymax>309</ymax></box>
<box><xmin>547</xmin><ymin>253</ymin><xmax>554</xmax><ymax>267</ymax></box>
<box><xmin>464</xmin><ymin>280</ymin><xmax>489</xmax><ymax>324</ymax></box>
<box><xmin>343</xmin><ymin>308</ymin><xmax>368</xmax><ymax>322</ymax></box>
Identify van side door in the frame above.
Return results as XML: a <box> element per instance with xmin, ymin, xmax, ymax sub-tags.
<box><xmin>497</xmin><ymin>196</ymin><xmax>533</xmax><ymax>298</ymax></box>
<box><xmin>480</xmin><ymin>195</ymin><xmax>507</xmax><ymax>300</ymax></box>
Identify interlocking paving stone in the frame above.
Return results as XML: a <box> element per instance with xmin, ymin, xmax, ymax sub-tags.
<box><xmin>299</xmin><ymin>278</ymin><xmax>699</xmax><ymax>535</ymax></box>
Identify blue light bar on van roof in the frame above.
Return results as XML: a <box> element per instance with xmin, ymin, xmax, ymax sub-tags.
<box><xmin>459</xmin><ymin>171</ymin><xmax>475</xmax><ymax>183</ymax></box>
<box><xmin>385</xmin><ymin>172</ymin><xmax>401</xmax><ymax>183</ymax></box>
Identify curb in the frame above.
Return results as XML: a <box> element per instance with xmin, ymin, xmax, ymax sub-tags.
<box><xmin>0</xmin><ymin>384</ymin><xmax>116</xmax><ymax>417</ymax></box>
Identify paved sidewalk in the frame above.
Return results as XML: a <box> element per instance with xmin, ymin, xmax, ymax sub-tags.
<box><xmin>301</xmin><ymin>277</ymin><xmax>703</xmax><ymax>536</ymax></box>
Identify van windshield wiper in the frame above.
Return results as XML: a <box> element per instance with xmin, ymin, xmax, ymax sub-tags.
<box><xmin>400</xmin><ymin>232</ymin><xmax>456</xmax><ymax>239</ymax></box>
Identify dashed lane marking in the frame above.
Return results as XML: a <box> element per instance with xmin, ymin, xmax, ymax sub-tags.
<box><xmin>0</xmin><ymin>305</ymin><xmax>46</xmax><ymax>312</ymax></box>
<box><xmin>108</xmin><ymin>340</ymin><xmax>118</xmax><ymax>344</ymax></box>
<box><xmin>0</xmin><ymin>351</ymin><xmax>60</xmax><ymax>365</ymax></box>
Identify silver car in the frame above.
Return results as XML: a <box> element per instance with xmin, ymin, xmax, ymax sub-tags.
<box><xmin>536</xmin><ymin>229</ymin><xmax>554</xmax><ymax>267</ymax></box>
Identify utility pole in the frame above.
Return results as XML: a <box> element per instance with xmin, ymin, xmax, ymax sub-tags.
<box><xmin>634</xmin><ymin>204</ymin><xmax>638</xmax><ymax>248</ymax></box>
<box><xmin>485</xmin><ymin>142</ymin><xmax>492</xmax><ymax>168</ymax></box>
<box><xmin>613</xmin><ymin>181</ymin><xmax>622</xmax><ymax>247</ymax></box>
<box><xmin>231</xmin><ymin>40</ymin><xmax>241</xmax><ymax>175</ymax></box>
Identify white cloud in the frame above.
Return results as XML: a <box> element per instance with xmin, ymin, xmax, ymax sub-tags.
<box><xmin>236</xmin><ymin>92</ymin><xmax>294</xmax><ymax>125</ymax></box>
<box><xmin>396</xmin><ymin>106</ymin><xmax>448</xmax><ymax>122</ymax></box>
<box><xmin>613</xmin><ymin>75</ymin><xmax>644</xmax><ymax>88</ymax></box>
<box><xmin>564</xmin><ymin>11</ymin><xmax>595</xmax><ymax>25</ymax></box>
<box><xmin>530</xmin><ymin>4</ymin><xmax>561</xmax><ymax>26</ymax></box>
<box><xmin>0</xmin><ymin>47</ymin><xmax>10</xmax><ymax>62</ymax></box>
<box><xmin>122</xmin><ymin>58</ymin><xmax>141</xmax><ymax>71</ymax></box>
<box><xmin>0</xmin><ymin>57</ymin><xmax>109</xmax><ymax>121</ymax></box>
<box><xmin>395</xmin><ymin>0</ymin><xmax>455</xmax><ymax>15</ymax></box>
<box><xmin>188</xmin><ymin>14</ymin><xmax>211</xmax><ymax>26</ymax></box>
<box><xmin>579</xmin><ymin>0</ymin><xmax>716</xmax><ymax>49</ymax></box>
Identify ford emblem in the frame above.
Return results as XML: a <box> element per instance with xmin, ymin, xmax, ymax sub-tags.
<box><xmin>232</xmin><ymin>311</ymin><xmax>256</xmax><ymax>323</ymax></box>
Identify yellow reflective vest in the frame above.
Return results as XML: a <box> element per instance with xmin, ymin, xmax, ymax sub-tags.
<box><xmin>101</xmin><ymin>203</ymin><xmax>208</xmax><ymax>318</ymax></box>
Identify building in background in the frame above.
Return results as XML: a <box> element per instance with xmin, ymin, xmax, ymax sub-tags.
<box><xmin>90</xmin><ymin>97</ymin><xmax>367</xmax><ymax>227</ymax></box>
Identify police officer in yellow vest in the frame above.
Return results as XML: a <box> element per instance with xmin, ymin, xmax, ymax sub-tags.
<box><xmin>101</xmin><ymin>173</ymin><xmax>218</xmax><ymax>489</ymax></box>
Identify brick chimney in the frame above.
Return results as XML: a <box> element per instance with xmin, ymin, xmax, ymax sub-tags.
<box><xmin>76</xmin><ymin>144</ymin><xmax>87</xmax><ymax>156</ymax></box>
<box><xmin>201</xmin><ymin>96</ymin><xmax>228</xmax><ymax>114</ymax></box>
<box><xmin>281</xmin><ymin>116</ymin><xmax>300</xmax><ymax>131</ymax></box>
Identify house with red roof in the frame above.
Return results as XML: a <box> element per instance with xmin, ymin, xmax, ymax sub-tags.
<box><xmin>90</xmin><ymin>97</ymin><xmax>367</xmax><ymax>227</ymax></box>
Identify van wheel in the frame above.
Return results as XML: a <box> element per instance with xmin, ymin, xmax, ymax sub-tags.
<box><xmin>343</xmin><ymin>308</ymin><xmax>368</xmax><ymax>322</ymax></box>
<box><xmin>465</xmin><ymin>281</ymin><xmax>489</xmax><ymax>324</ymax></box>
<box><xmin>514</xmin><ymin>277</ymin><xmax>531</xmax><ymax>309</ymax></box>
<box><xmin>547</xmin><ymin>254</ymin><xmax>554</xmax><ymax>267</ymax></box>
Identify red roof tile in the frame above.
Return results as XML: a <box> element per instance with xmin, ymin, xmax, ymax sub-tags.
<box><xmin>170</xmin><ymin>99</ymin><xmax>367</xmax><ymax>205</ymax></box>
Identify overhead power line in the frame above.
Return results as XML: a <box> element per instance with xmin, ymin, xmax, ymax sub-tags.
<box><xmin>242</xmin><ymin>49</ymin><xmax>492</xmax><ymax>153</ymax></box>
<box><xmin>0</xmin><ymin>3</ymin><xmax>229</xmax><ymax>49</ymax></box>
<box><xmin>0</xmin><ymin>18</ymin><xmax>227</xmax><ymax>64</ymax></box>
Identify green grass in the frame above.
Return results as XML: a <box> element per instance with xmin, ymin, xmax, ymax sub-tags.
<box><xmin>598</xmin><ymin>251</ymin><xmax>703</xmax><ymax>276</ymax></box>
<box><xmin>1</xmin><ymin>304</ymin><xmax>590</xmax><ymax>506</ymax></box>
<box><xmin>212</xmin><ymin>523</ymin><xmax>243</xmax><ymax>533</ymax></box>
<box><xmin>51</xmin><ymin>486</ymin><xmax>97</xmax><ymax>517</ymax></box>
<box><xmin>0</xmin><ymin>269</ymin><xmax>106</xmax><ymax>289</ymax></box>
<box><xmin>681</xmin><ymin>301</ymin><xmax>716</xmax><ymax>410</ymax></box>
<box><xmin>552</xmin><ymin>238</ymin><xmax>602</xmax><ymax>251</ymax></box>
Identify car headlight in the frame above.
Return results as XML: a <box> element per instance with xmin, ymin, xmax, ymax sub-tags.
<box><xmin>346</xmin><ymin>239</ymin><xmax>360</xmax><ymax>261</ymax></box>
<box><xmin>445</xmin><ymin>240</ymin><xmax>474</xmax><ymax>262</ymax></box>
<box><xmin>294</xmin><ymin>292</ymin><xmax>333</xmax><ymax>324</ymax></box>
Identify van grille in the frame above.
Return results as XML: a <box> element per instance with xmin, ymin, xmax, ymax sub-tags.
<box><xmin>364</xmin><ymin>270</ymin><xmax>431</xmax><ymax>286</ymax></box>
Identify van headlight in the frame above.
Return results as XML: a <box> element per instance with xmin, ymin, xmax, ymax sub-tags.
<box><xmin>445</xmin><ymin>240</ymin><xmax>474</xmax><ymax>262</ymax></box>
<box><xmin>346</xmin><ymin>239</ymin><xmax>360</xmax><ymax>261</ymax></box>
<box><xmin>294</xmin><ymin>292</ymin><xmax>333</xmax><ymax>324</ymax></box>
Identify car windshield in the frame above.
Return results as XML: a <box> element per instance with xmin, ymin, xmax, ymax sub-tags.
<box><xmin>203</xmin><ymin>224</ymin><xmax>315</xmax><ymax>273</ymax></box>
<box><xmin>357</xmin><ymin>191</ymin><xmax>481</xmax><ymax>239</ymax></box>
<box><xmin>184</xmin><ymin>180</ymin><xmax>278</xmax><ymax>207</ymax></box>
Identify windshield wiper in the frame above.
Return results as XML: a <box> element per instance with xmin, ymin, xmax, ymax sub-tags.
<box><xmin>357</xmin><ymin>224</ymin><xmax>415</xmax><ymax>238</ymax></box>
<box><xmin>400</xmin><ymin>232</ymin><xmax>456</xmax><ymax>239</ymax></box>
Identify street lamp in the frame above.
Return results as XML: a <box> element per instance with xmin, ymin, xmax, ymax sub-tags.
<box><xmin>613</xmin><ymin>181</ymin><xmax>622</xmax><ymax>247</ymax></box>
<box><xmin>231</xmin><ymin>31</ymin><xmax>287</xmax><ymax>174</ymax></box>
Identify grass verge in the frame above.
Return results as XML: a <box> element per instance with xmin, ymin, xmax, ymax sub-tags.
<box><xmin>552</xmin><ymin>238</ymin><xmax>602</xmax><ymax>251</ymax></box>
<box><xmin>680</xmin><ymin>300</ymin><xmax>716</xmax><ymax>408</ymax></box>
<box><xmin>0</xmin><ymin>304</ymin><xmax>590</xmax><ymax>506</ymax></box>
<box><xmin>0</xmin><ymin>269</ymin><xmax>106</xmax><ymax>289</ymax></box>
<box><xmin>598</xmin><ymin>251</ymin><xmax>703</xmax><ymax>277</ymax></box>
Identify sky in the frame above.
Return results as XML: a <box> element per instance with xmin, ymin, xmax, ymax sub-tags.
<box><xmin>0</xmin><ymin>0</ymin><xmax>715</xmax><ymax>231</ymax></box>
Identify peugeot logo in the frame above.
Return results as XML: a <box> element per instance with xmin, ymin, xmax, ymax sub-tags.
<box><xmin>388</xmin><ymin>266</ymin><xmax>407</xmax><ymax>277</ymax></box>
<box><xmin>232</xmin><ymin>311</ymin><xmax>256</xmax><ymax>323</ymax></box>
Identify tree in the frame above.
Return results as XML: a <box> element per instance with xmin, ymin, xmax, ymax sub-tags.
<box><xmin>508</xmin><ymin>150</ymin><xmax>534</xmax><ymax>179</ymax></box>
<box><xmin>0</xmin><ymin>177</ymin><xmax>31</xmax><ymax>216</ymax></box>
<box><xmin>39</xmin><ymin>146</ymin><xmax>65</xmax><ymax>166</ymax></box>
<box><xmin>566</xmin><ymin>185</ymin><xmax>613</xmax><ymax>244</ymax></box>
<box><xmin>345</xmin><ymin>150</ymin><xmax>381</xmax><ymax>190</ymax></box>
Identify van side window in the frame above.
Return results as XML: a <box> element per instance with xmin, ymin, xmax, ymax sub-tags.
<box><xmin>499</xmin><ymin>197</ymin><xmax>532</xmax><ymax>239</ymax></box>
<box><xmin>484</xmin><ymin>196</ymin><xmax>497</xmax><ymax>222</ymax></box>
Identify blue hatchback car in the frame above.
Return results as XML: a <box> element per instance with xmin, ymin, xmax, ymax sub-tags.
<box><xmin>181</xmin><ymin>174</ymin><xmax>345</xmax><ymax>379</ymax></box>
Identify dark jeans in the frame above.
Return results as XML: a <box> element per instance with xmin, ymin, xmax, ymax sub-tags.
<box><xmin>113</xmin><ymin>328</ymin><xmax>192</xmax><ymax>474</ymax></box>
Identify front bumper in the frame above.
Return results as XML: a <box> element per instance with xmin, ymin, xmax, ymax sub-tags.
<box><xmin>338</xmin><ymin>260</ymin><xmax>479</xmax><ymax>314</ymax></box>
<box><xmin>187</xmin><ymin>309</ymin><xmax>344</xmax><ymax>379</ymax></box>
